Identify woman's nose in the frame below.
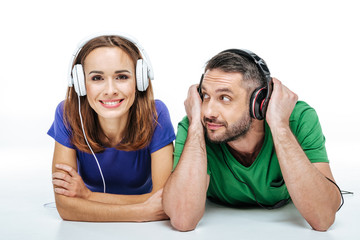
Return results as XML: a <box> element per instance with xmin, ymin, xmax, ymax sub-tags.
<box><xmin>104</xmin><ymin>78</ymin><xmax>118</xmax><ymax>95</ymax></box>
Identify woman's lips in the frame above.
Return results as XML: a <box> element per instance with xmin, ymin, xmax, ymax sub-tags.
<box><xmin>99</xmin><ymin>99</ymin><xmax>123</xmax><ymax>108</ymax></box>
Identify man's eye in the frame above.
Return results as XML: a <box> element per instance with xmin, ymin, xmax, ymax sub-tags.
<box><xmin>221</xmin><ymin>96</ymin><xmax>230</xmax><ymax>102</ymax></box>
<box><xmin>203</xmin><ymin>94</ymin><xmax>209</xmax><ymax>99</ymax></box>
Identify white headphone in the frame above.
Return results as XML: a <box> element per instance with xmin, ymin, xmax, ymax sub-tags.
<box><xmin>68</xmin><ymin>32</ymin><xmax>154</xmax><ymax>96</ymax></box>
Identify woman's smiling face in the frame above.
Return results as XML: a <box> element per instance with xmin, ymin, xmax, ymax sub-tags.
<box><xmin>83</xmin><ymin>47</ymin><xmax>136</xmax><ymax>122</ymax></box>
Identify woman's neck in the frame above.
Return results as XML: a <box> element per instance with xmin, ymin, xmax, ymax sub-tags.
<box><xmin>98</xmin><ymin>114</ymin><xmax>128</xmax><ymax>147</ymax></box>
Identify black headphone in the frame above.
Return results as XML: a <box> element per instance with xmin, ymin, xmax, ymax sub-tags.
<box><xmin>199</xmin><ymin>49</ymin><xmax>273</xmax><ymax>120</ymax></box>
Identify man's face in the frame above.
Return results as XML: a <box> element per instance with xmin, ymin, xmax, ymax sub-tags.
<box><xmin>200</xmin><ymin>69</ymin><xmax>252</xmax><ymax>144</ymax></box>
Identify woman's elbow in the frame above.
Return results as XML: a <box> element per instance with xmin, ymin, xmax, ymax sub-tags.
<box><xmin>55</xmin><ymin>201</ymin><xmax>75</xmax><ymax>221</ymax></box>
<box><xmin>56</xmin><ymin>206</ymin><xmax>71</xmax><ymax>221</ymax></box>
<box><xmin>54</xmin><ymin>196</ymin><xmax>78</xmax><ymax>221</ymax></box>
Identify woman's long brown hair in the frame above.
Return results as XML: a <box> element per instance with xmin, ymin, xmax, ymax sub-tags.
<box><xmin>64</xmin><ymin>35</ymin><xmax>157</xmax><ymax>153</ymax></box>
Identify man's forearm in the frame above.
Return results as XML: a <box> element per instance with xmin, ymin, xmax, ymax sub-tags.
<box><xmin>271</xmin><ymin>126</ymin><xmax>340</xmax><ymax>231</ymax></box>
<box><xmin>163</xmin><ymin>122</ymin><xmax>209</xmax><ymax>231</ymax></box>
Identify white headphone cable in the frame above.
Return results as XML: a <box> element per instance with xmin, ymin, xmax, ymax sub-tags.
<box><xmin>78</xmin><ymin>94</ymin><xmax>106</xmax><ymax>193</ymax></box>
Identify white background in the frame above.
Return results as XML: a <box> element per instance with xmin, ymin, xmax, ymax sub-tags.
<box><xmin>0</xmin><ymin>0</ymin><xmax>359</xmax><ymax>238</ymax></box>
<box><xmin>1</xmin><ymin>0</ymin><xmax>359</xmax><ymax>149</ymax></box>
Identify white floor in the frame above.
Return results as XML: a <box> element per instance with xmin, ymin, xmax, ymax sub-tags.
<box><xmin>0</xmin><ymin>141</ymin><xmax>358</xmax><ymax>240</ymax></box>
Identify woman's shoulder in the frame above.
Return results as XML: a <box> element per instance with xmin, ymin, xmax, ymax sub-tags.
<box><xmin>54</xmin><ymin>100</ymin><xmax>66</xmax><ymax>115</ymax></box>
<box><xmin>155</xmin><ymin>99</ymin><xmax>167</xmax><ymax>109</ymax></box>
<box><xmin>154</xmin><ymin>99</ymin><xmax>170</xmax><ymax>114</ymax></box>
<box><xmin>149</xmin><ymin>100</ymin><xmax>176</xmax><ymax>153</ymax></box>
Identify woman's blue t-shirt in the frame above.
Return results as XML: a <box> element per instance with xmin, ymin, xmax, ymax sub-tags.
<box><xmin>48</xmin><ymin>100</ymin><xmax>175</xmax><ymax>195</ymax></box>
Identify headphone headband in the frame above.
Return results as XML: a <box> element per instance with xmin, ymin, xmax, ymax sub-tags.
<box><xmin>67</xmin><ymin>32</ymin><xmax>154</xmax><ymax>88</ymax></box>
<box><xmin>220</xmin><ymin>49</ymin><xmax>271</xmax><ymax>82</ymax></box>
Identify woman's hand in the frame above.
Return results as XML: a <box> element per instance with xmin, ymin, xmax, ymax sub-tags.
<box><xmin>52</xmin><ymin>163</ymin><xmax>92</xmax><ymax>199</ymax></box>
<box><xmin>141</xmin><ymin>189</ymin><xmax>169</xmax><ymax>222</ymax></box>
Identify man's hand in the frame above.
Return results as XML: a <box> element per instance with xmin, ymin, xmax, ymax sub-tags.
<box><xmin>266</xmin><ymin>78</ymin><xmax>298</xmax><ymax>129</ymax></box>
<box><xmin>52</xmin><ymin>163</ymin><xmax>92</xmax><ymax>199</ymax></box>
<box><xmin>184</xmin><ymin>84</ymin><xmax>203</xmax><ymax>124</ymax></box>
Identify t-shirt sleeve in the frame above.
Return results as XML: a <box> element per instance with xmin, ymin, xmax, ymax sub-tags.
<box><xmin>290</xmin><ymin>102</ymin><xmax>329</xmax><ymax>163</ymax></box>
<box><xmin>47</xmin><ymin>101</ymin><xmax>75</xmax><ymax>149</ymax></box>
<box><xmin>172</xmin><ymin>116</ymin><xmax>211</xmax><ymax>175</ymax></box>
<box><xmin>173</xmin><ymin>116</ymin><xmax>189</xmax><ymax>171</ymax></box>
<box><xmin>149</xmin><ymin>100</ymin><xmax>176</xmax><ymax>154</ymax></box>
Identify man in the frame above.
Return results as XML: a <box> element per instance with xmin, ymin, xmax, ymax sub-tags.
<box><xmin>162</xmin><ymin>49</ymin><xmax>342</xmax><ymax>232</ymax></box>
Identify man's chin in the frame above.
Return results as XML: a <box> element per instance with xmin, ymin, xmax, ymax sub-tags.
<box><xmin>205</xmin><ymin>130</ymin><xmax>226</xmax><ymax>144</ymax></box>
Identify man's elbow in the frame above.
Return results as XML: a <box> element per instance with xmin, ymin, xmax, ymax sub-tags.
<box><xmin>165</xmin><ymin>203</ymin><xmax>204</xmax><ymax>232</ymax></box>
<box><xmin>170</xmin><ymin>214</ymin><xmax>201</xmax><ymax>232</ymax></box>
<box><xmin>309</xmin><ymin>213</ymin><xmax>335</xmax><ymax>232</ymax></box>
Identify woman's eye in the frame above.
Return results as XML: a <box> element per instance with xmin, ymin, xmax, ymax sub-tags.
<box><xmin>91</xmin><ymin>76</ymin><xmax>102</xmax><ymax>81</ymax></box>
<box><xmin>116</xmin><ymin>75</ymin><xmax>129</xmax><ymax>80</ymax></box>
<box><xmin>203</xmin><ymin>93</ymin><xmax>209</xmax><ymax>99</ymax></box>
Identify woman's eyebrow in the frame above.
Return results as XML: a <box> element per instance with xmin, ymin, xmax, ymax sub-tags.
<box><xmin>115</xmin><ymin>70</ymin><xmax>131</xmax><ymax>74</ymax></box>
<box><xmin>88</xmin><ymin>70</ymin><xmax>132</xmax><ymax>75</ymax></box>
<box><xmin>89</xmin><ymin>70</ymin><xmax>104</xmax><ymax>75</ymax></box>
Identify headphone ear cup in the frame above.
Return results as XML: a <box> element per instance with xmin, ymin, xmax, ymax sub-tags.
<box><xmin>72</xmin><ymin>64</ymin><xmax>87</xmax><ymax>96</ymax></box>
<box><xmin>250</xmin><ymin>87</ymin><xmax>267</xmax><ymax>120</ymax></box>
<box><xmin>136</xmin><ymin>59</ymin><xmax>144</xmax><ymax>91</ymax></box>
<box><xmin>136</xmin><ymin>59</ymin><xmax>149</xmax><ymax>91</ymax></box>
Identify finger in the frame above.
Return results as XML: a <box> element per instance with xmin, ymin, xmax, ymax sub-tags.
<box><xmin>188</xmin><ymin>84</ymin><xmax>199</xmax><ymax>96</ymax></box>
<box><xmin>52</xmin><ymin>171</ymin><xmax>65</xmax><ymax>179</ymax></box>
<box><xmin>52</xmin><ymin>172</ymin><xmax>72</xmax><ymax>182</ymax></box>
<box><xmin>273</xmin><ymin>78</ymin><xmax>282</xmax><ymax>86</ymax></box>
<box><xmin>192</xmin><ymin>84</ymin><xmax>200</xmax><ymax>91</ymax></box>
<box><xmin>158</xmin><ymin>213</ymin><xmax>169</xmax><ymax>220</ymax></box>
<box><xmin>154</xmin><ymin>188</ymin><xmax>163</xmax><ymax>197</ymax></box>
<box><xmin>55</xmin><ymin>164</ymin><xmax>78</xmax><ymax>177</ymax></box>
<box><xmin>54</xmin><ymin>187</ymin><xmax>75</xmax><ymax>197</ymax></box>
<box><xmin>271</xmin><ymin>78</ymin><xmax>282</xmax><ymax>92</ymax></box>
<box><xmin>272</xmin><ymin>77</ymin><xmax>281</xmax><ymax>84</ymax></box>
<box><xmin>52</xmin><ymin>179</ymin><xmax>71</xmax><ymax>189</ymax></box>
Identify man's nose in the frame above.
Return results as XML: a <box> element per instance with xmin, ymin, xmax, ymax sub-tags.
<box><xmin>202</xmin><ymin>100</ymin><xmax>219</xmax><ymax>120</ymax></box>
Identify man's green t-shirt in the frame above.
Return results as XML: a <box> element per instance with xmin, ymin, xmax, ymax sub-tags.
<box><xmin>173</xmin><ymin>101</ymin><xmax>329</xmax><ymax>207</ymax></box>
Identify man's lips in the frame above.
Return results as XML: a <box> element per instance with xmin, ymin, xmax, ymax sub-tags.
<box><xmin>206</xmin><ymin>122</ymin><xmax>224</xmax><ymax>130</ymax></box>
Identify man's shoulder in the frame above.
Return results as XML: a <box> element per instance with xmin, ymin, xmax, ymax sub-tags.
<box><xmin>290</xmin><ymin>101</ymin><xmax>317</xmax><ymax>122</ymax></box>
<box><xmin>289</xmin><ymin>100</ymin><xmax>324</xmax><ymax>139</ymax></box>
<box><xmin>177</xmin><ymin>116</ymin><xmax>190</xmax><ymax>130</ymax></box>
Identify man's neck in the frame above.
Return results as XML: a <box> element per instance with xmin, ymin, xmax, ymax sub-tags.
<box><xmin>226</xmin><ymin>121</ymin><xmax>265</xmax><ymax>167</ymax></box>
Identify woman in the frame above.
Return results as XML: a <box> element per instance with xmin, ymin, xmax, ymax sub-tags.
<box><xmin>48</xmin><ymin>33</ymin><xmax>175</xmax><ymax>222</ymax></box>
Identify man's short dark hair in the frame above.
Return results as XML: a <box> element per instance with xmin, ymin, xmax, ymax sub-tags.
<box><xmin>205</xmin><ymin>51</ymin><xmax>266</xmax><ymax>91</ymax></box>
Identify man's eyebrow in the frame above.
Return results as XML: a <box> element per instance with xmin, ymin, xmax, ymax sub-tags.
<box><xmin>215</xmin><ymin>88</ymin><xmax>233</xmax><ymax>94</ymax></box>
<box><xmin>201</xmin><ymin>86</ymin><xmax>234</xmax><ymax>94</ymax></box>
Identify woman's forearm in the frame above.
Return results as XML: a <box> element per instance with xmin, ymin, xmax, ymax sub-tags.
<box><xmin>87</xmin><ymin>191</ymin><xmax>152</xmax><ymax>205</ymax></box>
<box><xmin>55</xmin><ymin>190</ymin><xmax>166</xmax><ymax>222</ymax></box>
